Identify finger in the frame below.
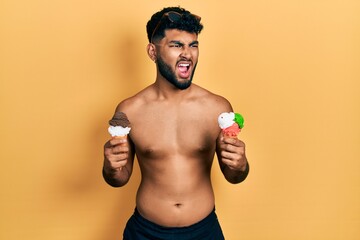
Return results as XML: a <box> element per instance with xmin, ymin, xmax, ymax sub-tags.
<box><xmin>221</xmin><ymin>150</ymin><xmax>237</xmax><ymax>160</ymax></box>
<box><xmin>107</xmin><ymin>152</ymin><xmax>129</xmax><ymax>163</ymax></box>
<box><xmin>221</xmin><ymin>158</ymin><xmax>237</xmax><ymax>169</ymax></box>
<box><xmin>221</xmin><ymin>147</ymin><xmax>246</xmax><ymax>161</ymax></box>
<box><xmin>104</xmin><ymin>143</ymin><xmax>128</xmax><ymax>159</ymax></box>
<box><xmin>222</xmin><ymin>157</ymin><xmax>247</xmax><ymax>171</ymax></box>
<box><xmin>222</xmin><ymin>144</ymin><xmax>240</xmax><ymax>154</ymax></box>
<box><xmin>111</xmin><ymin>145</ymin><xmax>129</xmax><ymax>154</ymax></box>
<box><xmin>104</xmin><ymin>143</ymin><xmax>117</xmax><ymax>158</ymax></box>
<box><xmin>222</xmin><ymin>137</ymin><xmax>243</xmax><ymax>146</ymax></box>
<box><xmin>221</xmin><ymin>142</ymin><xmax>245</xmax><ymax>155</ymax></box>
<box><xmin>104</xmin><ymin>138</ymin><xmax>127</xmax><ymax>153</ymax></box>
<box><xmin>109</xmin><ymin>137</ymin><xmax>128</xmax><ymax>146</ymax></box>
<box><xmin>108</xmin><ymin>159</ymin><xmax>128</xmax><ymax>169</ymax></box>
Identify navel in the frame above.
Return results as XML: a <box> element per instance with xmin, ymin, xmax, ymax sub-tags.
<box><xmin>174</xmin><ymin>203</ymin><xmax>183</xmax><ymax>208</ymax></box>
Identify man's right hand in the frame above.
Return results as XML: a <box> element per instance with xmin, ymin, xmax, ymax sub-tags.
<box><xmin>103</xmin><ymin>137</ymin><xmax>129</xmax><ymax>172</ymax></box>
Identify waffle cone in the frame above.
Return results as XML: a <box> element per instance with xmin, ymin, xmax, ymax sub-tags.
<box><xmin>113</xmin><ymin>135</ymin><xmax>127</xmax><ymax>140</ymax></box>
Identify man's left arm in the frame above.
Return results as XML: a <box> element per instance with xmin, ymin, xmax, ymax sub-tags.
<box><xmin>216</xmin><ymin>134</ymin><xmax>250</xmax><ymax>184</ymax></box>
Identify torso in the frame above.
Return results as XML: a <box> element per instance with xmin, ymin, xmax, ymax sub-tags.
<box><xmin>121</xmin><ymin>84</ymin><xmax>230</xmax><ymax>227</ymax></box>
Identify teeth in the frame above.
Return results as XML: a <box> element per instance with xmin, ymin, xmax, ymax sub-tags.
<box><xmin>179</xmin><ymin>63</ymin><xmax>190</xmax><ymax>67</ymax></box>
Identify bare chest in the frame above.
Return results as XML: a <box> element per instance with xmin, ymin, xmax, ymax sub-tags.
<box><xmin>129</xmin><ymin>105</ymin><xmax>219</xmax><ymax>159</ymax></box>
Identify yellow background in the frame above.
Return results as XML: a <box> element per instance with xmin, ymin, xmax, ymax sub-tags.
<box><xmin>1</xmin><ymin>0</ymin><xmax>359</xmax><ymax>239</ymax></box>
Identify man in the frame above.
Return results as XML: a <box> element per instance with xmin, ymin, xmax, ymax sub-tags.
<box><xmin>103</xmin><ymin>6</ymin><xmax>249</xmax><ymax>240</ymax></box>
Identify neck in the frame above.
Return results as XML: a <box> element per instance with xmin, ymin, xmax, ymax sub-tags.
<box><xmin>153</xmin><ymin>75</ymin><xmax>193</xmax><ymax>100</ymax></box>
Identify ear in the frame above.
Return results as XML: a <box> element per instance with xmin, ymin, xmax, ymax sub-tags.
<box><xmin>147</xmin><ymin>43</ymin><xmax>157</xmax><ymax>62</ymax></box>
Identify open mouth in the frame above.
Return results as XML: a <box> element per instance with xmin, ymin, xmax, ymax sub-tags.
<box><xmin>177</xmin><ymin>63</ymin><xmax>191</xmax><ymax>78</ymax></box>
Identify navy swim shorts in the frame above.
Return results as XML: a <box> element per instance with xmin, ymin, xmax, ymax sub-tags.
<box><xmin>123</xmin><ymin>208</ymin><xmax>225</xmax><ymax>240</ymax></box>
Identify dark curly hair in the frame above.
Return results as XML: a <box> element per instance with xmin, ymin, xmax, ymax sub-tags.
<box><xmin>146</xmin><ymin>6</ymin><xmax>204</xmax><ymax>43</ymax></box>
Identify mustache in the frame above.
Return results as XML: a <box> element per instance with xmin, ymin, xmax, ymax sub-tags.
<box><xmin>177</xmin><ymin>57</ymin><xmax>192</xmax><ymax>64</ymax></box>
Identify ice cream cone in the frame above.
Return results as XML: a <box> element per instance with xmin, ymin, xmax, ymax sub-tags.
<box><xmin>218</xmin><ymin>112</ymin><xmax>244</xmax><ymax>138</ymax></box>
<box><xmin>224</xmin><ymin>134</ymin><xmax>239</xmax><ymax>139</ymax></box>
<box><xmin>108</xmin><ymin>111</ymin><xmax>131</xmax><ymax>137</ymax></box>
<box><xmin>108</xmin><ymin>112</ymin><xmax>131</xmax><ymax>172</ymax></box>
<box><xmin>113</xmin><ymin>135</ymin><xmax>128</xmax><ymax>149</ymax></box>
<box><xmin>113</xmin><ymin>135</ymin><xmax>127</xmax><ymax>140</ymax></box>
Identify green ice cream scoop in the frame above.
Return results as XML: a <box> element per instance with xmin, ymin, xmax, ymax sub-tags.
<box><xmin>234</xmin><ymin>113</ymin><xmax>244</xmax><ymax>129</ymax></box>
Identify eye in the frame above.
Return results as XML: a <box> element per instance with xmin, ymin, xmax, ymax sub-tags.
<box><xmin>170</xmin><ymin>43</ymin><xmax>182</xmax><ymax>48</ymax></box>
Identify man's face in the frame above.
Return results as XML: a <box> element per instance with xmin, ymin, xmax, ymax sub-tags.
<box><xmin>155</xmin><ymin>29</ymin><xmax>199</xmax><ymax>90</ymax></box>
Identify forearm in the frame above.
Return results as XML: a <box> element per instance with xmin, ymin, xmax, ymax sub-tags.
<box><xmin>102</xmin><ymin>164</ymin><xmax>131</xmax><ymax>187</ymax></box>
<box><xmin>222</xmin><ymin>161</ymin><xmax>249</xmax><ymax>184</ymax></box>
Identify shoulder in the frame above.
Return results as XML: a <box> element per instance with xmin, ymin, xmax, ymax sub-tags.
<box><xmin>192</xmin><ymin>84</ymin><xmax>233</xmax><ymax>112</ymax></box>
<box><xmin>114</xmin><ymin>85</ymin><xmax>154</xmax><ymax>117</ymax></box>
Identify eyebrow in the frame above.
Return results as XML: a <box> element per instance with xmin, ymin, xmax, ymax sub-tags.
<box><xmin>169</xmin><ymin>40</ymin><xmax>199</xmax><ymax>46</ymax></box>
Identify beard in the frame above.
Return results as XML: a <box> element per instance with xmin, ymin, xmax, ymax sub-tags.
<box><xmin>156</xmin><ymin>56</ymin><xmax>197</xmax><ymax>90</ymax></box>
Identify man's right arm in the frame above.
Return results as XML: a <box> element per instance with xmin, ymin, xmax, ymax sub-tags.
<box><xmin>103</xmin><ymin>136</ymin><xmax>135</xmax><ymax>187</ymax></box>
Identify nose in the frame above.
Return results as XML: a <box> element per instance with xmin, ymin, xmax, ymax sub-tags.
<box><xmin>180</xmin><ymin>46</ymin><xmax>191</xmax><ymax>59</ymax></box>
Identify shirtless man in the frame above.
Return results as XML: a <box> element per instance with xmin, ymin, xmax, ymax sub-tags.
<box><xmin>103</xmin><ymin>6</ymin><xmax>249</xmax><ymax>240</ymax></box>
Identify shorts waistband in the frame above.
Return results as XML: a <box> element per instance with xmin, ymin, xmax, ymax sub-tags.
<box><xmin>133</xmin><ymin>207</ymin><xmax>218</xmax><ymax>234</ymax></box>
